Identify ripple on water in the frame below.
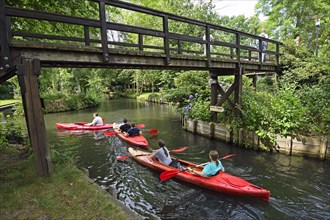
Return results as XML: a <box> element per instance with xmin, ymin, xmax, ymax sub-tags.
<box><xmin>47</xmin><ymin>100</ymin><xmax>330</xmax><ymax>220</ymax></box>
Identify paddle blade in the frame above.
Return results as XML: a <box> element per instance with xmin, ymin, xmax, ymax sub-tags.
<box><xmin>104</xmin><ymin>131</ymin><xmax>116</xmax><ymax>136</ymax></box>
<box><xmin>148</xmin><ymin>129</ymin><xmax>158</xmax><ymax>134</ymax></box>
<box><xmin>220</xmin><ymin>154</ymin><xmax>236</xmax><ymax>160</ymax></box>
<box><xmin>136</xmin><ymin>124</ymin><xmax>145</xmax><ymax>128</ymax></box>
<box><xmin>160</xmin><ymin>170</ymin><xmax>181</xmax><ymax>181</ymax></box>
<box><xmin>116</xmin><ymin>155</ymin><xmax>130</xmax><ymax>161</ymax></box>
<box><xmin>170</xmin><ymin>147</ymin><xmax>187</xmax><ymax>153</ymax></box>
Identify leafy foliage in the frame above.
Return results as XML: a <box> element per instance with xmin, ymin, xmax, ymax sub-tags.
<box><xmin>256</xmin><ymin>0</ymin><xmax>329</xmax><ymax>57</ymax></box>
<box><xmin>41</xmin><ymin>93</ymin><xmax>100</xmax><ymax>113</ymax></box>
<box><xmin>0</xmin><ymin>115</ymin><xmax>27</xmax><ymax>149</ymax></box>
<box><xmin>241</xmin><ymin>88</ymin><xmax>307</xmax><ymax>143</ymax></box>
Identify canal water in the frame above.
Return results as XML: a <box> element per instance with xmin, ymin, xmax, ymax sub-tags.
<box><xmin>45</xmin><ymin>99</ymin><xmax>330</xmax><ymax>220</ymax></box>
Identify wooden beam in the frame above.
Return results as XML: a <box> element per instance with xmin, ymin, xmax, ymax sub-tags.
<box><xmin>216</xmin><ymin>82</ymin><xmax>236</xmax><ymax>109</ymax></box>
<box><xmin>209</xmin><ymin>71</ymin><xmax>218</xmax><ymax>122</ymax></box>
<box><xmin>163</xmin><ymin>15</ymin><xmax>170</xmax><ymax>65</ymax></box>
<box><xmin>17</xmin><ymin>59</ymin><xmax>53</xmax><ymax>177</ymax></box>
<box><xmin>0</xmin><ymin>0</ymin><xmax>12</xmax><ymax>71</ymax></box>
<box><xmin>99</xmin><ymin>0</ymin><xmax>109</xmax><ymax>62</ymax></box>
<box><xmin>234</xmin><ymin>67</ymin><xmax>243</xmax><ymax>116</ymax></box>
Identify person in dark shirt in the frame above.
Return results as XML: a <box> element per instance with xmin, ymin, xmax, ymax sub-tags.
<box><xmin>119</xmin><ymin>118</ymin><xmax>131</xmax><ymax>133</ymax></box>
<box><xmin>126</xmin><ymin>123</ymin><xmax>142</xmax><ymax>137</ymax></box>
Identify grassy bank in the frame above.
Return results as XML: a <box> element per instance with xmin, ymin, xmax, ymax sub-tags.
<box><xmin>0</xmin><ymin>100</ymin><xmax>20</xmax><ymax>106</ymax></box>
<box><xmin>0</xmin><ymin>148</ymin><xmax>141</xmax><ymax>220</ymax></box>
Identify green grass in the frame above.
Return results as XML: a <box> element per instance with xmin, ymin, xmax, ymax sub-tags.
<box><xmin>0</xmin><ymin>150</ymin><xmax>139</xmax><ymax>220</ymax></box>
<box><xmin>137</xmin><ymin>92</ymin><xmax>161</xmax><ymax>101</ymax></box>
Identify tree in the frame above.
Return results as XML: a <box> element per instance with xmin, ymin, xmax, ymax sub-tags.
<box><xmin>256</xmin><ymin>0</ymin><xmax>329</xmax><ymax>56</ymax></box>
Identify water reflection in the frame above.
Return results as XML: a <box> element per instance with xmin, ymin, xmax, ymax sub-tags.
<box><xmin>46</xmin><ymin>99</ymin><xmax>330</xmax><ymax>219</ymax></box>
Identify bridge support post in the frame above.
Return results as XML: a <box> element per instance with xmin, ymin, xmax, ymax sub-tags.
<box><xmin>17</xmin><ymin>58</ymin><xmax>53</xmax><ymax>177</ymax></box>
<box><xmin>234</xmin><ymin>67</ymin><xmax>243</xmax><ymax>116</ymax></box>
<box><xmin>252</xmin><ymin>75</ymin><xmax>257</xmax><ymax>91</ymax></box>
<box><xmin>209</xmin><ymin>71</ymin><xmax>218</xmax><ymax>122</ymax></box>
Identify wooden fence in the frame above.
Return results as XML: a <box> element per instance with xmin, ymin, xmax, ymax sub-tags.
<box><xmin>183</xmin><ymin>117</ymin><xmax>329</xmax><ymax>160</ymax></box>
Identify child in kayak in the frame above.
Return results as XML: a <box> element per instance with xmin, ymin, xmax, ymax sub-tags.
<box><xmin>151</xmin><ymin>139</ymin><xmax>182</xmax><ymax>169</ymax></box>
<box><xmin>86</xmin><ymin>113</ymin><xmax>103</xmax><ymax>126</ymax></box>
<box><xmin>119</xmin><ymin>118</ymin><xmax>131</xmax><ymax>133</ymax></box>
<box><xmin>188</xmin><ymin>150</ymin><xmax>225</xmax><ymax>177</ymax></box>
<box><xmin>126</xmin><ymin>123</ymin><xmax>142</xmax><ymax>137</ymax></box>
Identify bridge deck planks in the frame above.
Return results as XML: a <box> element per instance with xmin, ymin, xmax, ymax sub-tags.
<box><xmin>10</xmin><ymin>40</ymin><xmax>277</xmax><ymax>74</ymax></box>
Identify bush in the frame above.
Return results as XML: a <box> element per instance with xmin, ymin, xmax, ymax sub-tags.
<box><xmin>42</xmin><ymin>92</ymin><xmax>100</xmax><ymax>113</ymax></box>
<box><xmin>241</xmin><ymin>87</ymin><xmax>307</xmax><ymax>144</ymax></box>
<box><xmin>148</xmin><ymin>93</ymin><xmax>159</xmax><ymax>102</ymax></box>
<box><xmin>0</xmin><ymin>115</ymin><xmax>27</xmax><ymax>149</ymax></box>
<box><xmin>163</xmin><ymin>88</ymin><xmax>191</xmax><ymax>107</ymax></box>
<box><xmin>298</xmin><ymin>84</ymin><xmax>330</xmax><ymax>136</ymax></box>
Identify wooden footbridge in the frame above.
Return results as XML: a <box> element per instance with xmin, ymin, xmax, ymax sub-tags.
<box><xmin>0</xmin><ymin>0</ymin><xmax>282</xmax><ymax>176</ymax></box>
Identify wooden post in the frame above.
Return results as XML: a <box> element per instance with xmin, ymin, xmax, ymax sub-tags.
<box><xmin>209</xmin><ymin>70</ymin><xmax>218</xmax><ymax>122</ymax></box>
<box><xmin>17</xmin><ymin>59</ymin><xmax>53</xmax><ymax>177</ymax></box>
<box><xmin>319</xmin><ymin>137</ymin><xmax>328</xmax><ymax>160</ymax></box>
<box><xmin>84</xmin><ymin>26</ymin><xmax>90</xmax><ymax>46</ymax></box>
<box><xmin>178</xmin><ymin>39</ymin><xmax>182</xmax><ymax>54</ymax></box>
<box><xmin>209</xmin><ymin>122</ymin><xmax>215</xmax><ymax>139</ymax></box>
<box><xmin>138</xmin><ymin>34</ymin><xmax>143</xmax><ymax>51</ymax></box>
<box><xmin>99</xmin><ymin>0</ymin><xmax>109</xmax><ymax>62</ymax></box>
<box><xmin>163</xmin><ymin>15</ymin><xmax>170</xmax><ymax>65</ymax></box>
<box><xmin>0</xmin><ymin>0</ymin><xmax>12</xmax><ymax>71</ymax></box>
<box><xmin>236</xmin><ymin>33</ymin><xmax>240</xmax><ymax>61</ymax></box>
<box><xmin>205</xmin><ymin>25</ymin><xmax>211</xmax><ymax>67</ymax></box>
<box><xmin>252</xmin><ymin>75</ymin><xmax>257</xmax><ymax>91</ymax></box>
<box><xmin>234</xmin><ymin>67</ymin><xmax>243</xmax><ymax>116</ymax></box>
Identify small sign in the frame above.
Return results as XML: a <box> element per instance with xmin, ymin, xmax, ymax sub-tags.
<box><xmin>210</xmin><ymin>105</ymin><xmax>224</xmax><ymax>112</ymax></box>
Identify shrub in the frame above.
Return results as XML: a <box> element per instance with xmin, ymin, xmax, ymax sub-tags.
<box><xmin>0</xmin><ymin>115</ymin><xmax>27</xmax><ymax>150</ymax></box>
<box><xmin>241</xmin><ymin>87</ymin><xmax>307</xmax><ymax>144</ymax></box>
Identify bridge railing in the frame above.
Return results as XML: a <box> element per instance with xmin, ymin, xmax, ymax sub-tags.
<box><xmin>1</xmin><ymin>0</ymin><xmax>281</xmax><ymax>69</ymax></box>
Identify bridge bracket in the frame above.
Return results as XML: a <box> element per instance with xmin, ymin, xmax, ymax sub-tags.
<box><xmin>0</xmin><ymin>0</ymin><xmax>12</xmax><ymax>71</ymax></box>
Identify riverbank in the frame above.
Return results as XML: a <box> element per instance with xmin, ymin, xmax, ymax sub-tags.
<box><xmin>0</xmin><ymin>146</ymin><xmax>142</xmax><ymax>220</ymax></box>
<box><xmin>182</xmin><ymin>116</ymin><xmax>330</xmax><ymax>160</ymax></box>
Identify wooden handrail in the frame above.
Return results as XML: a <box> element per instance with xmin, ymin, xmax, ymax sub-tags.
<box><xmin>1</xmin><ymin>0</ymin><xmax>282</xmax><ymax>73</ymax></box>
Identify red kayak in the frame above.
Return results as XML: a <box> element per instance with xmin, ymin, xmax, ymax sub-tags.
<box><xmin>56</xmin><ymin>122</ymin><xmax>113</xmax><ymax>130</ymax></box>
<box><xmin>113</xmin><ymin>129</ymin><xmax>149</xmax><ymax>149</ymax></box>
<box><xmin>128</xmin><ymin>148</ymin><xmax>270</xmax><ymax>201</ymax></box>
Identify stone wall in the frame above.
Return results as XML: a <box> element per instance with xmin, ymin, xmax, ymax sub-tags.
<box><xmin>182</xmin><ymin>116</ymin><xmax>329</xmax><ymax>160</ymax></box>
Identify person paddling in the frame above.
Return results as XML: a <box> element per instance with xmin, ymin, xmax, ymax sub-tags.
<box><xmin>119</xmin><ymin>118</ymin><xmax>131</xmax><ymax>133</ymax></box>
<box><xmin>151</xmin><ymin>139</ymin><xmax>182</xmax><ymax>169</ymax></box>
<box><xmin>86</xmin><ymin>113</ymin><xmax>103</xmax><ymax>126</ymax></box>
<box><xmin>151</xmin><ymin>139</ymin><xmax>172</xmax><ymax>166</ymax></box>
<box><xmin>188</xmin><ymin>150</ymin><xmax>225</xmax><ymax>177</ymax></box>
<box><xmin>126</xmin><ymin>123</ymin><xmax>142</xmax><ymax>137</ymax></box>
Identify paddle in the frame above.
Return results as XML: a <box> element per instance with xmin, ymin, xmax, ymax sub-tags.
<box><xmin>136</xmin><ymin>124</ymin><xmax>145</xmax><ymax>128</ymax></box>
<box><xmin>74</xmin><ymin>122</ymin><xmax>88</xmax><ymax>125</ymax></box>
<box><xmin>104</xmin><ymin>131</ymin><xmax>116</xmax><ymax>136</ymax></box>
<box><xmin>159</xmin><ymin>154</ymin><xmax>236</xmax><ymax>181</ymax></box>
<box><xmin>135</xmin><ymin>124</ymin><xmax>158</xmax><ymax>133</ymax></box>
<box><xmin>104</xmin><ymin>129</ymin><xmax>157</xmax><ymax>136</ymax></box>
<box><xmin>116</xmin><ymin>147</ymin><xmax>188</xmax><ymax>161</ymax></box>
<box><xmin>135</xmin><ymin>124</ymin><xmax>158</xmax><ymax>134</ymax></box>
<box><xmin>148</xmin><ymin>129</ymin><xmax>158</xmax><ymax>134</ymax></box>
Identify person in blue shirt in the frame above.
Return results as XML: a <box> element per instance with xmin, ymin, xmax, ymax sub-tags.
<box><xmin>188</xmin><ymin>150</ymin><xmax>225</xmax><ymax>177</ymax></box>
<box><xmin>126</xmin><ymin>123</ymin><xmax>142</xmax><ymax>137</ymax></box>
